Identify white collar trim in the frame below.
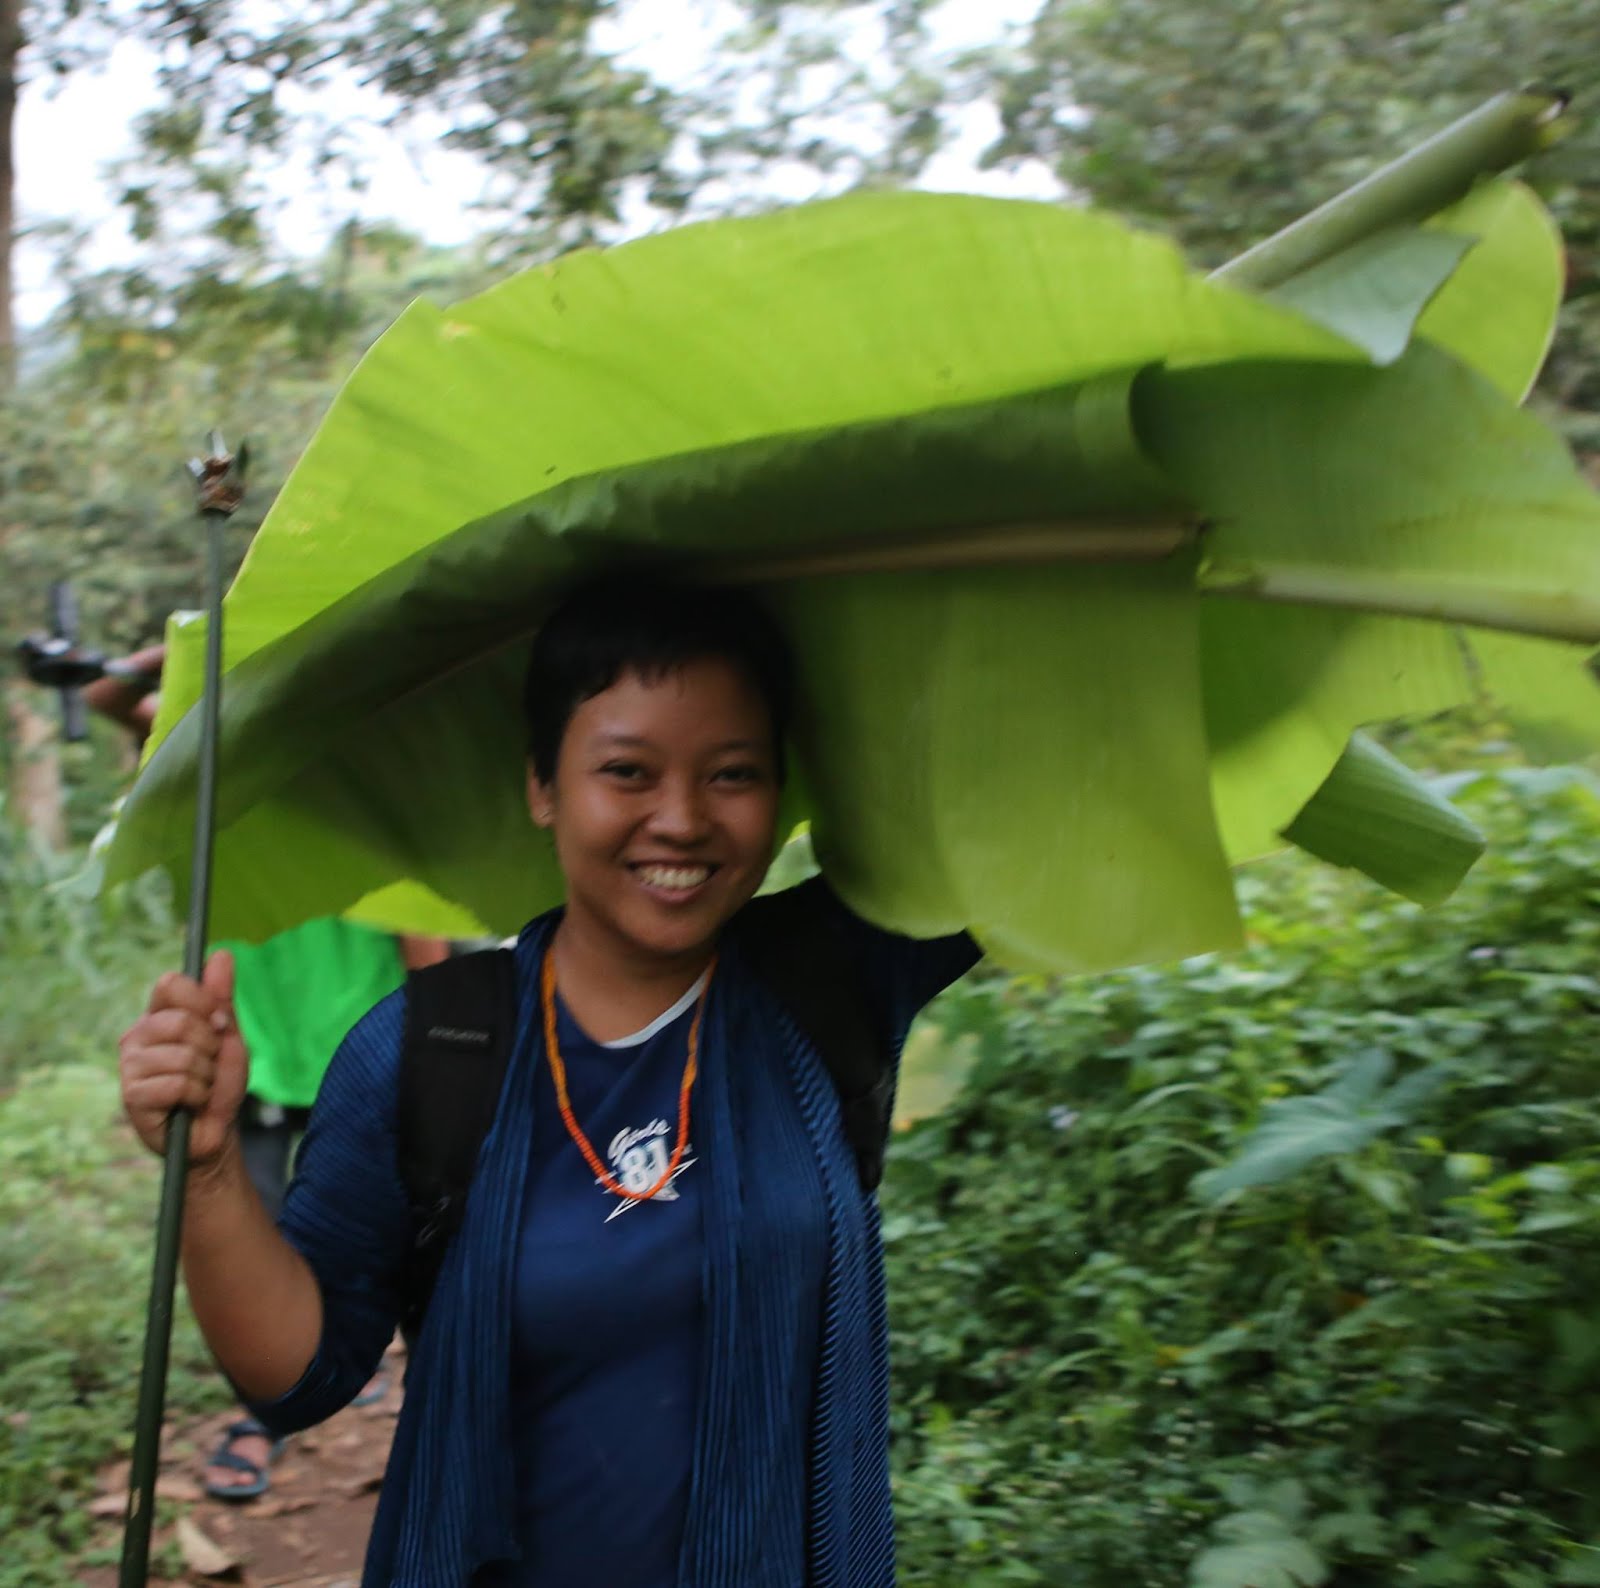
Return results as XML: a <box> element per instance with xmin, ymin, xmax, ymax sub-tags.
<box><xmin>599</xmin><ymin>969</ymin><xmax>711</xmax><ymax>1049</ymax></box>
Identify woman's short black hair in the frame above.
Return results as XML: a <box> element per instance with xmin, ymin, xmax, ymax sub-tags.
<box><xmin>522</xmin><ymin>574</ymin><xmax>795</xmax><ymax>783</ymax></box>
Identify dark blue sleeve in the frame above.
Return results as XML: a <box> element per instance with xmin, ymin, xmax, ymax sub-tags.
<box><xmin>238</xmin><ymin>988</ymin><xmax>413</xmax><ymax>1436</ymax></box>
<box><xmin>800</xmin><ymin>879</ymin><xmax>982</xmax><ymax>1048</ymax></box>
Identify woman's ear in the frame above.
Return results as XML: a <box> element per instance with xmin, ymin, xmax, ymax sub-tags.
<box><xmin>526</xmin><ymin>763</ymin><xmax>555</xmax><ymax>829</ymax></box>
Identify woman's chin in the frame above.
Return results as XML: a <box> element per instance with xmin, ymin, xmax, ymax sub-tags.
<box><xmin>615</xmin><ymin>888</ymin><xmax>748</xmax><ymax>962</ymax></box>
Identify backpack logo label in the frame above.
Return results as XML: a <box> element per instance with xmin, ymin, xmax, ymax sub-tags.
<box><xmin>427</xmin><ymin>1024</ymin><xmax>491</xmax><ymax>1048</ymax></box>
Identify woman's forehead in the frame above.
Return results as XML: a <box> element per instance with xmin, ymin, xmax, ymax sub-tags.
<box><xmin>567</xmin><ymin>659</ymin><xmax>772</xmax><ymax>742</ymax></box>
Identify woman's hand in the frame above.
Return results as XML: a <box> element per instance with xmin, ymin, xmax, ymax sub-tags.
<box><xmin>121</xmin><ymin>951</ymin><xmax>324</xmax><ymax>1401</ymax></box>
<box><xmin>119</xmin><ymin>950</ymin><xmax>249</xmax><ymax>1167</ymax></box>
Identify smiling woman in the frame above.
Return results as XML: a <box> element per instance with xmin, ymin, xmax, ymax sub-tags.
<box><xmin>521</xmin><ymin>579</ymin><xmax>792</xmax><ymax>1038</ymax></box>
<box><xmin>117</xmin><ymin>572</ymin><xmax>981</xmax><ymax>1588</ymax></box>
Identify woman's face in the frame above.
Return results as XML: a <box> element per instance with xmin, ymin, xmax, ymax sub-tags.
<box><xmin>528</xmin><ymin>657</ymin><xmax>782</xmax><ymax>967</ymax></box>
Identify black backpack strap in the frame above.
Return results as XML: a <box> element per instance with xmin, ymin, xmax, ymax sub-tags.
<box><xmin>396</xmin><ymin>946</ymin><xmax>518</xmax><ymax>1345</ymax></box>
<box><xmin>736</xmin><ymin>882</ymin><xmax>893</xmax><ymax>1192</ymax></box>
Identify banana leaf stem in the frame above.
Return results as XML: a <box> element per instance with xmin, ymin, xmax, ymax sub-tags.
<box><xmin>715</xmin><ymin>519</ymin><xmax>1197</xmax><ymax>582</ymax></box>
<box><xmin>1202</xmin><ymin>562</ymin><xmax>1600</xmax><ymax>645</ymax></box>
<box><xmin>1214</xmin><ymin>89</ymin><xmax>1568</xmax><ymax>293</ymax></box>
<box><xmin>726</xmin><ymin>521</ymin><xmax>1600</xmax><ymax>647</ymax></box>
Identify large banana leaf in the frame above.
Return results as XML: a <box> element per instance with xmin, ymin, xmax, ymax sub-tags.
<box><xmin>106</xmin><ymin>166</ymin><xmax>1600</xmax><ymax>973</ymax></box>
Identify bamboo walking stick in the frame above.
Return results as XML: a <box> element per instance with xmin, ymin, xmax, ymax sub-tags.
<box><xmin>118</xmin><ymin>434</ymin><xmax>247</xmax><ymax>1588</ymax></box>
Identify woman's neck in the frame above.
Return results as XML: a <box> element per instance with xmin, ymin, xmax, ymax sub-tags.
<box><xmin>549</xmin><ymin>914</ymin><xmax>714</xmax><ymax>1044</ymax></box>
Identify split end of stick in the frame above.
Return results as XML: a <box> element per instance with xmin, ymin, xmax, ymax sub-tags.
<box><xmin>186</xmin><ymin>432</ymin><xmax>250</xmax><ymax>519</ymax></box>
<box><xmin>1522</xmin><ymin>84</ymin><xmax>1574</xmax><ymax>148</ymax></box>
<box><xmin>1522</xmin><ymin>84</ymin><xmax>1571</xmax><ymax>119</ymax></box>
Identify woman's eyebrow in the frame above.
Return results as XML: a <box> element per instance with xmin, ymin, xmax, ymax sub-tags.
<box><xmin>591</xmin><ymin>732</ymin><xmax>767</xmax><ymax>753</ymax></box>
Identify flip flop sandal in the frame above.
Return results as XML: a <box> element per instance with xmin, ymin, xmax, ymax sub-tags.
<box><xmin>351</xmin><ymin>1363</ymin><xmax>391</xmax><ymax>1408</ymax></box>
<box><xmin>203</xmin><ymin>1417</ymin><xmax>286</xmax><ymax>1502</ymax></box>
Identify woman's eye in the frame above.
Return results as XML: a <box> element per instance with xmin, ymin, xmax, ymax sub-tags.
<box><xmin>601</xmin><ymin>761</ymin><xmax>647</xmax><ymax>782</ymax></box>
<box><xmin>713</xmin><ymin>763</ymin><xmax>763</xmax><ymax>786</ymax></box>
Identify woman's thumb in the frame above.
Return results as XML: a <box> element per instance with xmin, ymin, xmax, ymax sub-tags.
<box><xmin>202</xmin><ymin>948</ymin><xmax>236</xmax><ymax>1022</ymax></box>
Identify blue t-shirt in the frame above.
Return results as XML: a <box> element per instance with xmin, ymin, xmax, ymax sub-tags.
<box><xmin>481</xmin><ymin>971</ymin><xmax>770</xmax><ymax>1588</ymax></box>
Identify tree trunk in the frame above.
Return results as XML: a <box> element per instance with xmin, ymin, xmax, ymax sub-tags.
<box><xmin>0</xmin><ymin>0</ymin><xmax>18</xmax><ymax>377</ymax></box>
<box><xmin>1</xmin><ymin>8</ymin><xmax>68</xmax><ymax>847</ymax></box>
<box><xmin>5</xmin><ymin>683</ymin><xmax>67</xmax><ymax>849</ymax></box>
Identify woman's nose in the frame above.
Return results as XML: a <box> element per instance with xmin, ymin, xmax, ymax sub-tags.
<box><xmin>649</xmin><ymin>776</ymin><xmax>711</xmax><ymax>841</ymax></box>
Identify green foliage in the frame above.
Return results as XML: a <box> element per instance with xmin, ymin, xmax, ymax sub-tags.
<box><xmin>1193</xmin><ymin>1048</ymin><xmax>1444</xmax><ymax>1201</ymax></box>
<box><xmin>0</xmin><ymin>226</ymin><xmax>489</xmax><ymax>668</ymax></box>
<box><xmin>0</xmin><ymin>802</ymin><xmax>176</xmax><ymax>1091</ymax></box>
<box><xmin>1191</xmin><ymin>1483</ymin><xmax>1328</xmax><ymax>1588</ymax></box>
<box><xmin>12</xmin><ymin>0</ymin><xmax>693</xmax><ymax>301</ymax></box>
<box><xmin>0</xmin><ymin>819</ymin><xmax>224</xmax><ymax>1587</ymax></box>
<box><xmin>0</xmin><ymin>1065</ymin><xmax>229</xmax><ymax>1586</ymax></box>
<box><xmin>884</xmin><ymin>771</ymin><xmax>1600</xmax><ymax>1586</ymax></box>
<box><xmin>150</xmin><ymin>0</ymin><xmax>684</xmax><ymax>239</ymax></box>
<box><xmin>986</xmin><ymin>0</ymin><xmax>1597</xmax><ymax>265</ymax></box>
<box><xmin>980</xmin><ymin>0</ymin><xmax>1600</xmax><ymax>419</ymax></box>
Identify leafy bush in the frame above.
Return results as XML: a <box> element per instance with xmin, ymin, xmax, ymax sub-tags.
<box><xmin>0</xmin><ymin>811</ymin><xmax>224</xmax><ymax>1586</ymax></box>
<box><xmin>0</xmin><ymin>801</ymin><xmax>176</xmax><ymax>1091</ymax></box>
<box><xmin>885</xmin><ymin>771</ymin><xmax>1600</xmax><ymax>1588</ymax></box>
<box><xmin>0</xmin><ymin>1066</ymin><xmax>229</xmax><ymax>1586</ymax></box>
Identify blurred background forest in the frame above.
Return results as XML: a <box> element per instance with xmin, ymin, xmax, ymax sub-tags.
<box><xmin>3</xmin><ymin>0</ymin><xmax>1600</xmax><ymax>1584</ymax></box>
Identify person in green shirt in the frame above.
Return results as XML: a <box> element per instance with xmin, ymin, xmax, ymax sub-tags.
<box><xmin>221</xmin><ymin>918</ymin><xmax>411</xmax><ymax>1216</ymax></box>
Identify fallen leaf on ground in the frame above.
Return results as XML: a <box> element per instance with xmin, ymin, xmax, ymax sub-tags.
<box><xmin>177</xmin><ymin>1514</ymin><xmax>243</xmax><ymax>1577</ymax></box>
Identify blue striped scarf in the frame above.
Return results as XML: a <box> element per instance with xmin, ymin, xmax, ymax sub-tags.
<box><xmin>263</xmin><ymin>913</ymin><xmax>895</xmax><ymax>1588</ymax></box>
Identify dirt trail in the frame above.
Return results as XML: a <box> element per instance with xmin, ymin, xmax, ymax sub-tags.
<box><xmin>80</xmin><ymin>1346</ymin><xmax>403</xmax><ymax>1588</ymax></box>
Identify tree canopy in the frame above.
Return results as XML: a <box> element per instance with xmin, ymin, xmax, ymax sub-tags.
<box><xmin>980</xmin><ymin>0</ymin><xmax>1600</xmax><ymax>411</ymax></box>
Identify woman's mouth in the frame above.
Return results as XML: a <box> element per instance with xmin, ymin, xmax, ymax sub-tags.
<box><xmin>631</xmin><ymin>862</ymin><xmax>718</xmax><ymax>899</ymax></box>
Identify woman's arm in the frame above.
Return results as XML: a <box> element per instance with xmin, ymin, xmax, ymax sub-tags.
<box><xmin>179</xmin><ymin>1148</ymin><xmax>325</xmax><ymax>1401</ymax></box>
<box><xmin>250</xmin><ymin>989</ymin><xmax>416</xmax><ymax>1429</ymax></box>
<box><xmin>82</xmin><ymin>643</ymin><xmax>165</xmax><ymax>750</ymax></box>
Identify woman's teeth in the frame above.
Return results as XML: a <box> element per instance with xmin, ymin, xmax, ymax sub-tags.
<box><xmin>636</xmin><ymin>864</ymin><xmax>712</xmax><ymax>890</ymax></box>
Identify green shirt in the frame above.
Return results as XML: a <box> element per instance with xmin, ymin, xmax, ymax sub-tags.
<box><xmin>217</xmin><ymin>918</ymin><xmax>405</xmax><ymax>1109</ymax></box>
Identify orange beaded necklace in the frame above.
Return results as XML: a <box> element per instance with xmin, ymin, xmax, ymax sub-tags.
<box><xmin>540</xmin><ymin>947</ymin><xmax>715</xmax><ymax>1203</ymax></box>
